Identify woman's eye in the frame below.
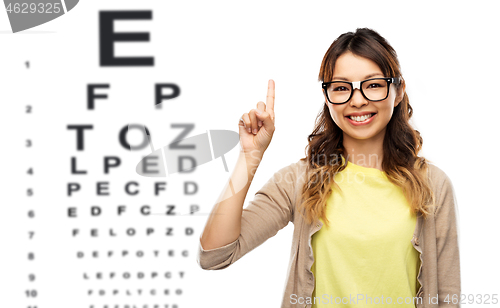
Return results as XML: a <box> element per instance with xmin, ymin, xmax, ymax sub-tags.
<box><xmin>367</xmin><ymin>83</ymin><xmax>383</xmax><ymax>88</ymax></box>
<box><xmin>333</xmin><ymin>86</ymin><xmax>348</xmax><ymax>91</ymax></box>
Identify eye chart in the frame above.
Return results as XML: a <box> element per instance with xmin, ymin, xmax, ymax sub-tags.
<box><xmin>0</xmin><ymin>2</ymin><xmax>253</xmax><ymax>308</ymax></box>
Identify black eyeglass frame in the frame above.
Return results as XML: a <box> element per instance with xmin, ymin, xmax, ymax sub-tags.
<box><xmin>322</xmin><ymin>77</ymin><xmax>400</xmax><ymax>105</ymax></box>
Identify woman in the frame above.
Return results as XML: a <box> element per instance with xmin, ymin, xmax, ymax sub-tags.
<box><xmin>198</xmin><ymin>28</ymin><xmax>461</xmax><ymax>308</ymax></box>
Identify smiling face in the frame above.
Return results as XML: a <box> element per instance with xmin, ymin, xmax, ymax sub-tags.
<box><xmin>324</xmin><ymin>51</ymin><xmax>404</xmax><ymax>143</ymax></box>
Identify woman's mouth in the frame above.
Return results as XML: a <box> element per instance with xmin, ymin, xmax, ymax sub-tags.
<box><xmin>345</xmin><ymin>113</ymin><xmax>376</xmax><ymax>126</ymax></box>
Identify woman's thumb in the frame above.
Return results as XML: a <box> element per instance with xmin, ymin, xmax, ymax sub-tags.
<box><xmin>255</xmin><ymin>110</ymin><xmax>274</xmax><ymax>130</ymax></box>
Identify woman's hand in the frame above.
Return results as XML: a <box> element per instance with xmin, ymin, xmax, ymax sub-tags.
<box><xmin>238</xmin><ymin>80</ymin><xmax>276</xmax><ymax>157</ymax></box>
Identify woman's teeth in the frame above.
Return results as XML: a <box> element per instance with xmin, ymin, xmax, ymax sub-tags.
<box><xmin>349</xmin><ymin>114</ymin><xmax>373</xmax><ymax>122</ymax></box>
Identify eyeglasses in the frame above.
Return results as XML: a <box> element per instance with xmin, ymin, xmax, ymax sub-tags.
<box><xmin>322</xmin><ymin>77</ymin><xmax>399</xmax><ymax>105</ymax></box>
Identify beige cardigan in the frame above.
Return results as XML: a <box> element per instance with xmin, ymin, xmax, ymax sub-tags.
<box><xmin>197</xmin><ymin>159</ymin><xmax>461</xmax><ymax>308</ymax></box>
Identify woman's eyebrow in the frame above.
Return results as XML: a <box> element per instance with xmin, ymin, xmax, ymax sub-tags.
<box><xmin>332</xmin><ymin>73</ymin><xmax>384</xmax><ymax>81</ymax></box>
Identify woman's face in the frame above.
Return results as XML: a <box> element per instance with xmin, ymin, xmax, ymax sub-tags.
<box><xmin>324</xmin><ymin>51</ymin><xmax>404</xmax><ymax>143</ymax></box>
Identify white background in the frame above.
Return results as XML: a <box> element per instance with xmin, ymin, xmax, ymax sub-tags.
<box><xmin>1</xmin><ymin>1</ymin><xmax>499</xmax><ymax>307</ymax></box>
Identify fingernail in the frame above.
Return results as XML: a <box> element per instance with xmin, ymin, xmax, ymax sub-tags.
<box><xmin>253</xmin><ymin>128</ymin><xmax>258</xmax><ymax>134</ymax></box>
<box><xmin>255</xmin><ymin>109</ymin><xmax>261</xmax><ymax>115</ymax></box>
<box><xmin>258</xmin><ymin>121</ymin><xmax>262</xmax><ymax>127</ymax></box>
<box><xmin>248</xmin><ymin>128</ymin><xmax>251</xmax><ymax>133</ymax></box>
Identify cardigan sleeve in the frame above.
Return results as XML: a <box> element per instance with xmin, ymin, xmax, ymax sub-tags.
<box><xmin>434</xmin><ymin>172</ymin><xmax>461</xmax><ymax>306</ymax></box>
<box><xmin>196</xmin><ymin>161</ymin><xmax>298</xmax><ymax>270</ymax></box>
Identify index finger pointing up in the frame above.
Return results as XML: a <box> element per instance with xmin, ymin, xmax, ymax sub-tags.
<box><xmin>266</xmin><ymin>79</ymin><xmax>275</xmax><ymax>120</ymax></box>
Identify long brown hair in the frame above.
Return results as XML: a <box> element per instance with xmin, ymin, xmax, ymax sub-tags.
<box><xmin>298</xmin><ymin>28</ymin><xmax>435</xmax><ymax>228</ymax></box>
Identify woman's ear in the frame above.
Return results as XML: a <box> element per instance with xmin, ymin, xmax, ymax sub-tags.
<box><xmin>394</xmin><ymin>77</ymin><xmax>406</xmax><ymax>107</ymax></box>
<box><xmin>322</xmin><ymin>90</ymin><xmax>329</xmax><ymax>106</ymax></box>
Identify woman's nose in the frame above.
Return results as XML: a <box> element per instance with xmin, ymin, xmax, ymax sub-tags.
<box><xmin>349</xmin><ymin>88</ymin><xmax>368</xmax><ymax>107</ymax></box>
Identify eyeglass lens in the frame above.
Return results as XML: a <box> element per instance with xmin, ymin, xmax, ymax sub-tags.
<box><xmin>326</xmin><ymin>79</ymin><xmax>389</xmax><ymax>104</ymax></box>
